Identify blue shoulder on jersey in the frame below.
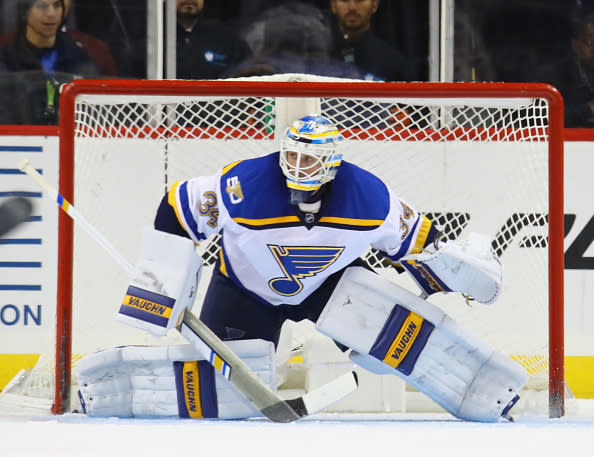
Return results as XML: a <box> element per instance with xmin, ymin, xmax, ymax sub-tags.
<box><xmin>220</xmin><ymin>152</ymin><xmax>390</xmax><ymax>231</ymax></box>
<box><xmin>219</xmin><ymin>152</ymin><xmax>300</xmax><ymax>229</ymax></box>
<box><xmin>319</xmin><ymin>161</ymin><xmax>390</xmax><ymax>231</ymax></box>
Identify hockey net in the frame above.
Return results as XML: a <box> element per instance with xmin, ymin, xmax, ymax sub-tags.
<box><xmin>2</xmin><ymin>75</ymin><xmax>564</xmax><ymax>418</ymax></box>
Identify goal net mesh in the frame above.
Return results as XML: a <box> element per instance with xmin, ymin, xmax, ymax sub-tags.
<box><xmin>2</xmin><ymin>76</ymin><xmax>562</xmax><ymax>417</ymax></box>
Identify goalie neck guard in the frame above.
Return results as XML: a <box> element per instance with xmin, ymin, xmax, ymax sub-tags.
<box><xmin>280</xmin><ymin>115</ymin><xmax>343</xmax><ymax>204</ymax></box>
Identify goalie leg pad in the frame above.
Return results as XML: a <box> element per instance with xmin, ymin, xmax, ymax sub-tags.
<box><xmin>76</xmin><ymin>339</ymin><xmax>275</xmax><ymax>419</ymax></box>
<box><xmin>315</xmin><ymin>267</ymin><xmax>527</xmax><ymax>422</ymax></box>
<box><xmin>117</xmin><ymin>227</ymin><xmax>203</xmax><ymax>337</ymax></box>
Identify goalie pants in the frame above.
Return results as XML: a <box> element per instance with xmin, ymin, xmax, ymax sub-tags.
<box><xmin>200</xmin><ymin>259</ymin><xmax>369</xmax><ymax>348</ymax></box>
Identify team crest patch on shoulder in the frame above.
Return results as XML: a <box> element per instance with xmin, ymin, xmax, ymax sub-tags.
<box><xmin>267</xmin><ymin>245</ymin><xmax>344</xmax><ymax>296</ymax></box>
<box><xmin>225</xmin><ymin>176</ymin><xmax>244</xmax><ymax>204</ymax></box>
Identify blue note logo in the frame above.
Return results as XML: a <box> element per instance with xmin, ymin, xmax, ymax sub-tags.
<box><xmin>267</xmin><ymin>245</ymin><xmax>344</xmax><ymax>296</ymax></box>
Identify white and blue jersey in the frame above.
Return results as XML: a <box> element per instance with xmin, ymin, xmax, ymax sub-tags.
<box><xmin>167</xmin><ymin>152</ymin><xmax>433</xmax><ymax>307</ymax></box>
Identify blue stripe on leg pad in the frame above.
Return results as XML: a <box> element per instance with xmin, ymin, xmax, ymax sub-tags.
<box><xmin>369</xmin><ymin>304</ymin><xmax>435</xmax><ymax>376</ymax></box>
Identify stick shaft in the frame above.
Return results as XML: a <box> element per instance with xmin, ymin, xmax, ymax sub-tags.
<box><xmin>18</xmin><ymin>158</ymin><xmax>307</xmax><ymax>421</ymax></box>
<box><xmin>18</xmin><ymin>159</ymin><xmax>133</xmax><ymax>273</ymax></box>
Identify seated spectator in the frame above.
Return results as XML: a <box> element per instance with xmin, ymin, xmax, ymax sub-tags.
<box><xmin>226</xmin><ymin>2</ymin><xmax>364</xmax><ymax>79</ymax></box>
<box><xmin>0</xmin><ymin>0</ymin><xmax>100</xmax><ymax>125</ymax></box>
<box><xmin>547</xmin><ymin>14</ymin><xmax>594</xmax><ymax>127</ymax></box>
<box><xmin>328</xmin><ymin>0</ymin><xmax>412</xmax><ymax>81</ymax></box>
<box><xmin>1</xmin><ymin>0</ymin><xmax>120</xmax><ymax>76</ymax></box>
<box><xmin>62</xmin><ymin>0</ymin><xmax>118</xmax><ymax>76</ymax></box>
<box><xmin>176</xmin><ymin>0</ymin><xmax>251</xmax><ymax>79</ymax></box>
<box><xmin>71</xmin><ymin>0</ymin><xmax>146</xmax><ymax>78</ymax></box>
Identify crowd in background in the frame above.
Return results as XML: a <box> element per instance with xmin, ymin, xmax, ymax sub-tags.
<box><xmin>0</xmin><ymin>0</ymin><xmax>594</xmax><ymax>127</ymax></box>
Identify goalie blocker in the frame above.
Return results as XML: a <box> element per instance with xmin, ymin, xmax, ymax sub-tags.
<box><xmin>117</xmin><ymin>228</ymin><xmax>202</xmax><ymax>336</ymax></box>
<box><xmin>316</xmin><ymin>267</ymin><xmax>528</xmax><ymax>422</ymax></box>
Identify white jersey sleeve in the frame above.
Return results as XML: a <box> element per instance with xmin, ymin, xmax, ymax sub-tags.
<box><xmin>371</xmin><ymin>189</ymin><xmax>434</xmax><ymax>262</ymax></box>
<box><xmin>166</xmin><ymin>172</ymin><xmax>229</xmax><ymax>244</ymax></box>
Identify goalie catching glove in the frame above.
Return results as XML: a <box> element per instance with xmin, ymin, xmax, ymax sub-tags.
<box><xmin>117</xmin><ymin>227</ymin><xmax>202</xmax><ymax>336</ymax></box>
<box><xmin>76</xmin><ymin>340</ymin><xmax>276</xmax><ymax>419</ymax></box>
<box><xmin>399</xmin><ymin>232</ymin><xmax>503</xmax><ymax>304</ymax></box>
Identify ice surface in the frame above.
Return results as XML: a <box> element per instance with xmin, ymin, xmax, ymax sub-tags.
<box><xmin>1</xmin><ymin>411</ymin><xmax>594</xmax><ymax>457</ymax></box>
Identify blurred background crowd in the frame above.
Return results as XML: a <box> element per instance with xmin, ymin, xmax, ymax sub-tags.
<box><xmin>0</xmin><ymin>0</ymin><xmax>593</xmax><ymax>127</ymax></box>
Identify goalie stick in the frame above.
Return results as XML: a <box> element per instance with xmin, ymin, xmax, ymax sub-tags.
<box><xmin>0</xmin><ymin>196</ymin><xmax>33</xmax><ymax>237</ymax></box>
<box><xmin>18</xmin><ymin>159</ymin><xmax>358</xmax><ymax>422</ymax></box>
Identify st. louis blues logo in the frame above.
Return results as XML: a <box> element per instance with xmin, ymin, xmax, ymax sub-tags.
<box><xmin>268</xmin><ymin>245</ymin><xmax>345</xmax><ymax>296</ymax></box>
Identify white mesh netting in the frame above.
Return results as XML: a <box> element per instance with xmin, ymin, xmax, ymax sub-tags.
<box><xmin>3</xmin><ymin>76</ymin><xmax>560</xmax><ymax>416</ymax></box>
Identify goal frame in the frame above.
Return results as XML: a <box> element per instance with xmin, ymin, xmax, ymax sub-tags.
<box><xmin>55</xmin><ymin>79</ymin><xmax>565</xmax><ymax>417</ymax></box>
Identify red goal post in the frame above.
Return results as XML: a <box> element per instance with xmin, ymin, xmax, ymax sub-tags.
<box><xmin>53</xmin><ymin>77</ymin><xmax>564</xmax><ymax>418</ymax></box>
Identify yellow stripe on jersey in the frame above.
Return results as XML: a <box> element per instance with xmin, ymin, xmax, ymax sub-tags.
<box><xmin>410</xmin><ymin>215</ymin><xmax>433</xmax><ymax>254</ymax></box>
<box><xmin>221</xmin><ymin>160</ymin><xmax>242</xmax><ymax>176</ymax></box>
<box><xmin>232</xmin><ymin>215</ymin><xmax>384</xmax><ymax>228</ymax></box>
<box><xmin>218</xmin><ymin>249</ymin><xmax>228</xmax><ymax>277</ymax></box>
<box><xmin>168</xmin><ymin>180</ymin><xmax>185</xmax><ymax>228</ymax></box>
<box><xmin>232</xmin><ymin>215</ymin><xmax>301</xmax><ymax>226</ymax></box>
<box><xmin>318</xmin><ymin>216</ymin><xmax>384</xmax><ymax>227</ymax></box>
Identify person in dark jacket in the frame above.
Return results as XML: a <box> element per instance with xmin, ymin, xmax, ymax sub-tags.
<box><xmin>0</xmin><ymin>0</ymin><xmax>98</xmax><ymax>124</ymax></box>
<box><xmin>546</xmin><ymin>14</ymin><xmax>594</xmax><ymax>127</ymax></box>
<box><xmin>328</xmin><ymin>0</ymin><xmax>411</xmax><ymax>81</ymax></box>
<box><xmin>176</xmin><ymin>0</ymin><xmax>251</xmax><ymax>79</ymax></box>
<box><xmin>226</xmin><ymin>2</ymin><xmax>365</xmax><ymax>79</ymax></box>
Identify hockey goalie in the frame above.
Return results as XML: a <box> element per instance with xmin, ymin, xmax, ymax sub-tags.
<box><xmin>77</xmin><ymin>115</ymin><xmax>527</xmax><ymax>422</ymax></box>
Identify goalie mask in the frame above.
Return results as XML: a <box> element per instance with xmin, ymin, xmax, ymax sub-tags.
<box><xmin>280</xmin><ymin>115</ymin><xmax>343</xmax><ymax>204</ymax></box>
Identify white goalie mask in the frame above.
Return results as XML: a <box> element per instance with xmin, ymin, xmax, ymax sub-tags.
<box><xmin>279</xmin><ymin>115</ymin><xmax>343</xmax><ymax>197</ymax></box>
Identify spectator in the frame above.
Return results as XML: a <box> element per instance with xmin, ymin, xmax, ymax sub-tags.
<box><xmin>61</xmin><ymin>0</ymin><xmax>118</xmax><ymax>76</ymax></box>
<box><xmin>547</xmin><ymin>14</ymin><xmax>594</xmax><ymax>127</ymax></box>
<box><xmin>175</xmin><ymin>0</ymin><xmax>251</xmax><ymax>79</ymax></box>
<box><xmin>0</xmin><ymin>0</ymin><xmax>118</xmax><ymax>76</ymax></box>
<box><xmin>328</xmin><ymin>0</ymin><xmax>411</xmax><ymax>81</ymax></box>
<box><xmin>0</xmin><ymin>0</ymin><xmax>99</xmax><ymax>124</ymax></box>
<box><xmin>61</xmin><ymin>0</ymin><xmax>146</xmax><ymax>78</ymax></box>
<box><xmin>0</xmin><ymin>0</ymin><xmax>99</xmax><ymax>75</ymax></box>
<box><xmin>227</xmin><ymin>2</ymin><xmax>364</xmax><ymax>79</ymax></box>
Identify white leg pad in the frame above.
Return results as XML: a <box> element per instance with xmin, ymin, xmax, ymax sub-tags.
<box><xmin>76</xmin><ymin>339</ymin><xmax>275</xmax><ymax>419</ymax></box>
<box><xmin>315</xmin><ymin>267</ymin><xmax>528</xmax><ymax>422</ymax></box>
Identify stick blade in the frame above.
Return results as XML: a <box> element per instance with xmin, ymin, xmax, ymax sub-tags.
<box><xmin>264</xmin><ymin>371</ymin><xmax>359</xmax><ymax>422</ymax></box>
<box><xmin>0</xmin><ymin>196</ymin><xmax>33</xmax><ymax>237</ymax></box>
<box><xmin>181</xmin><ymin>311</ymin><xmax>359</xmax><ymax>423</ymax></box>
<box><xmin>296</xmin><ymin>370</ymin><xmax>359</xmax><ymax>416</ymax></box>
